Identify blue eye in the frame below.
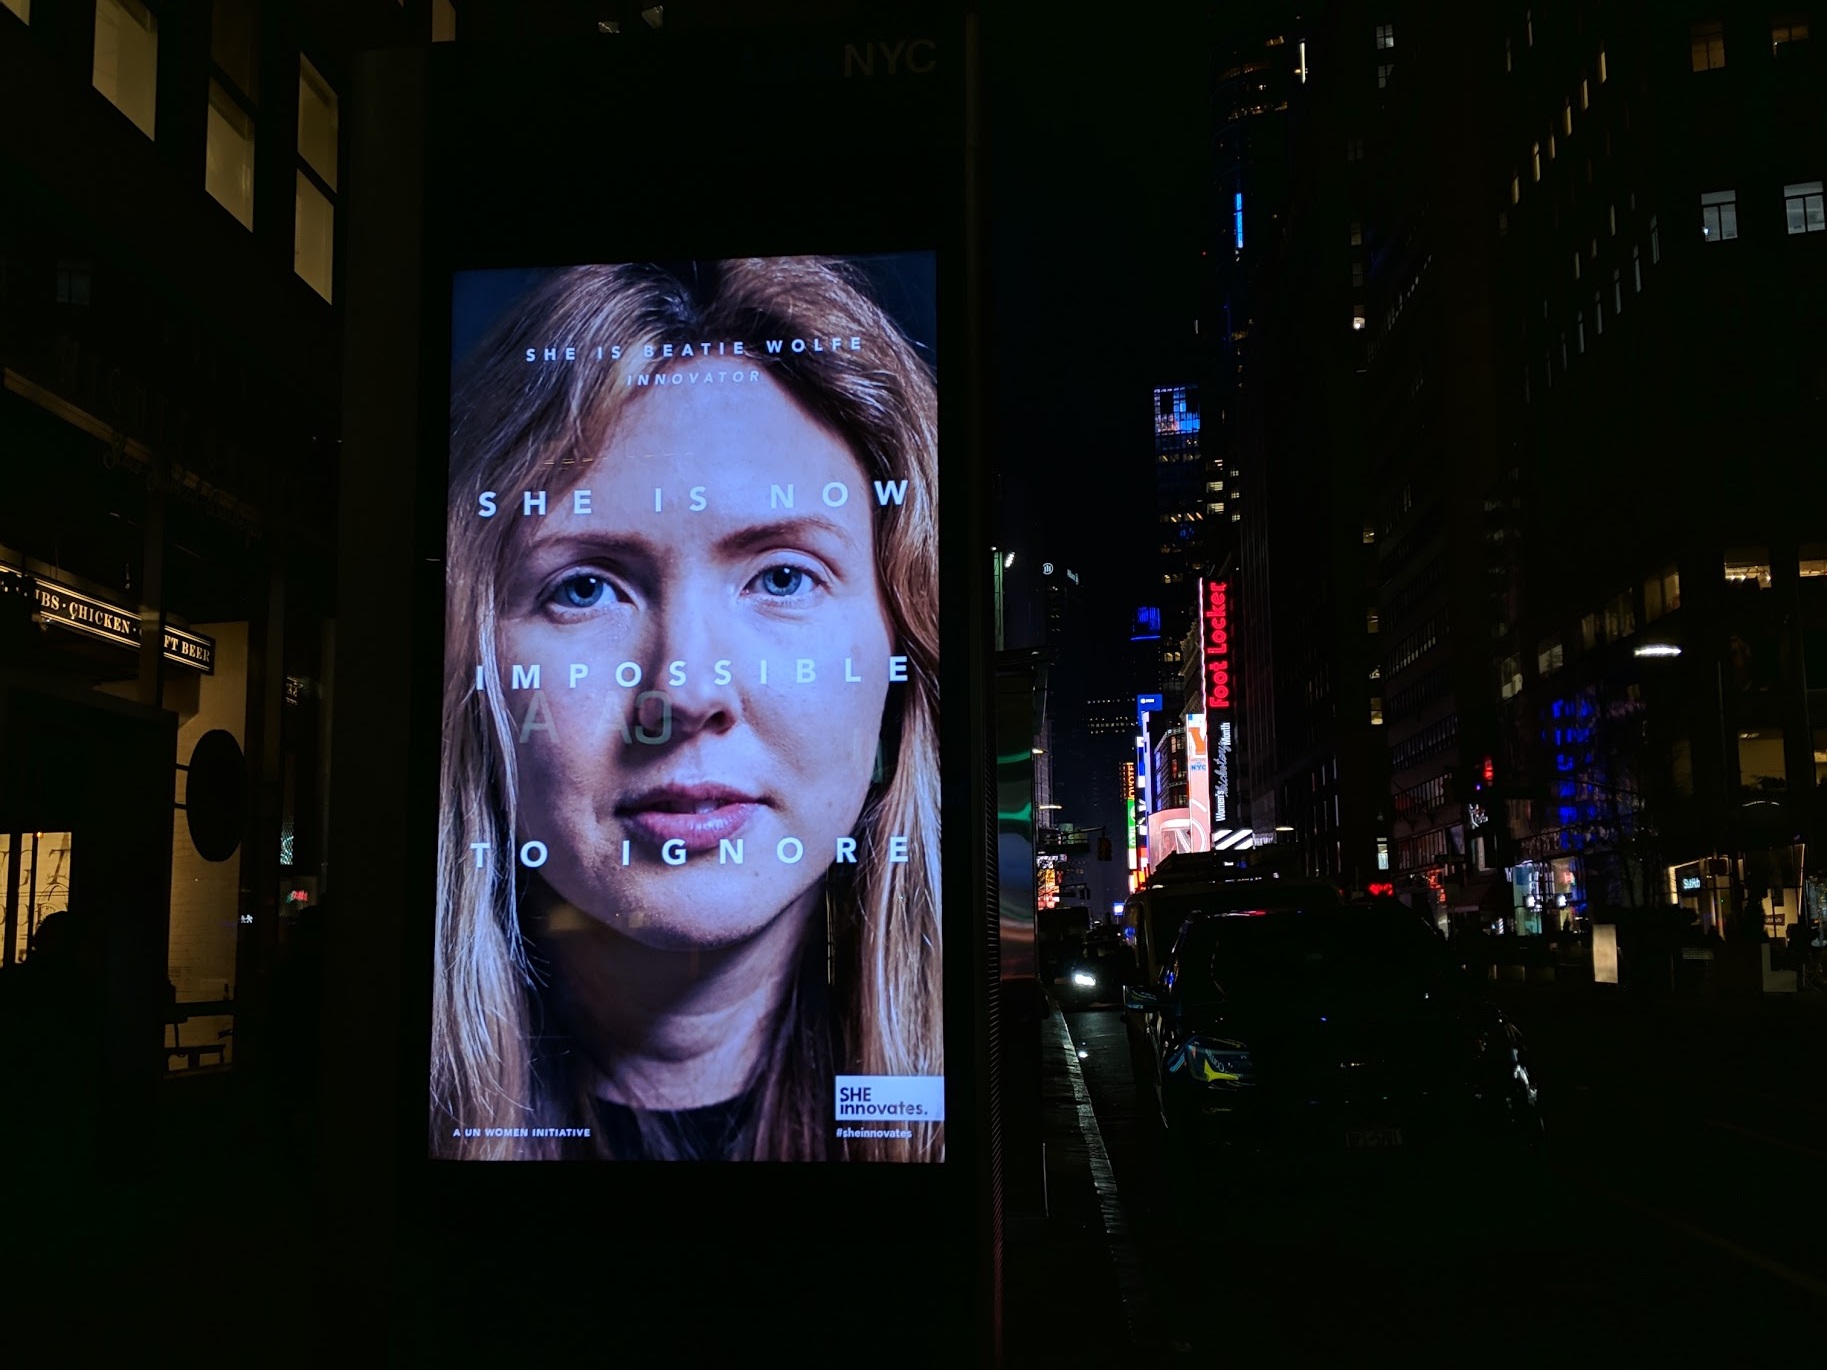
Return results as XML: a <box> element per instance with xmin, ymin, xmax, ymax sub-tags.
<box><xmin>754</xmin><ymin>565</ymin><xmax>813</xmax><ymax>598</ymax></box>
<box><xmin>552</xmin><ymin>573</ymin><xmax>612</xmax><ymax>609</ymax></box>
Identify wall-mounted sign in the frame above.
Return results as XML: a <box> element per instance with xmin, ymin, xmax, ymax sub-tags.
<box><xmin>2</xmin><ymin>562</ymin><xmax>215</xmax><ymax>673</ymax></box>
<box><xmin>1203</xmin><ymin>579</ymin><xmax>1231</xmax><ymax>711</ymax></box>
<box><xmin>1678</xmin><ymin>873</ymin><xmax>1702</xmax><ymax>894</ymax></box>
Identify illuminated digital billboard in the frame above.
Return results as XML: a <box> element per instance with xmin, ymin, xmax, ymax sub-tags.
<box><xmin>1201</xmin><ymin>577</ymin><xmax>1235</xmax><ymax>826</ymax></box>
<box><xmin>1185</xmin><ymin>711</ymin><xmax>1211</xmax><ymax>852</ymax></box>
<box><xmin>433</xmin><ymin>254</ymin><xmax>943</xmax><ymax>1163</ymax></box>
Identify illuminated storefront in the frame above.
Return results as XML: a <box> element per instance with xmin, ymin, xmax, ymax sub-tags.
<box><xmin>1510</xmin><ymin>857</ymin><xmax>1583</xmax><ymax>934</ymax></box>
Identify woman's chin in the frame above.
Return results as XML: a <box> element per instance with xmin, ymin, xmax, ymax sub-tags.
<box><xmin>541</xmin><ymin>864</ymin><xmax>823</xmax><ymax>952</ymax></box>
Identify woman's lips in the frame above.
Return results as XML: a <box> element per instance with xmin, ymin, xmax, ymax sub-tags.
<box><xmin>618</xmin><ymin>786</ymin><xmax>764</xmax><ymax>853</ymax></box>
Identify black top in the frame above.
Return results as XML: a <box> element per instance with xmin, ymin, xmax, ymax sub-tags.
<box><xmin>590</xmin><ymin>1090</ymin><xmax>757</xmax><ymax>1162</ymax></box>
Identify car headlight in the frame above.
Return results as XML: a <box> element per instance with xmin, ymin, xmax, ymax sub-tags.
<box><xmin>1071</xmin><ymin>971</ymin><xmax>1098</xmax><ymax>987</ymax></box>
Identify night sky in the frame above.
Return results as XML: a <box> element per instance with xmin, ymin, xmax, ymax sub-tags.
<box><xmin>982</xmin><ymin>10</ymin><xmax>1215</xmax><ymax>636</ymax></box>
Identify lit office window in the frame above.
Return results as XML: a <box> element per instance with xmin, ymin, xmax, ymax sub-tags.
<box><xmin>92</xmin><ymin>0</ymin><xmax>158</xmax><ymax>138</ymax></box>
<box><xmin>213</xmin><ymin>0</ymin><xmax>259</xmax><ymax>102</ymax></box>
<box><xmin>1367</xmin><ymin>611</ymin><xmax>1380</xmax><ymax>634</ymax></box>
<box><xmin>1690</xmin><ymin>21</ymin><xmax>1726</xmax><ymax>71</ymax></box>
<box><xmin>1370</xmin><ymin>698</ymin><xmax>1385</xmax><ymax>726</ymax></box>
<box><xmin>1525</xmin><ymin>9</ymin><xmax>1533</xmax><ymax>45</ymax></box>
<box><xmin>1563</xmin><ymin>101</ymin><xmax>1573</xmax><ymax>135</ymax></box>
<box><xmin>1505</xmin><ymin>38</ymin><xmax>1512</xmax><ymax>72</ymax></box>
<box><xmin>1537</xmin><ymin>637</ymin><xmax>1563</xmax><ymax>675</ymax></box>
<box><xmin>206</xmin><ymin>0</ymin><xmax>259</xmax><ymax>229</ymax></box>
<box><xmin>2</xmin><ymin>1</ymin><xmax>28</xmax><ymax>24</ymax></box>
<box><xmin>1377</xmin><ymin>62</ymin><xmax>1393</xmax><ymax>88</ymax></box>
<box><xmin>1724</xmin><ymin>549</ymin><xmax>1772</xmax><ymax>589</ymax></box>
<box><xmin>1799</xmin><ymin>545</ymin><xmax>1827</xmax><ymax>578</ymax></box>
<box><xmin>1784</xmin><ymin>180</ymin><xmax>1825</xmax><ymax>235</ymax></box>
<box><xmin>206</xmin><ymin>82</ymin><xmax>256</xmax><ymax>228</ymax></box>
<box><xmin>1771</xmin><ymin>16</ymin><xmax>1810</xmax><ymax>55</ymax></box>
<box><xmin>296</xmin><ymin>57</ymin><xmax>338</xmax><ymax>301</ymax></box>
<box><xmin>1511</xmin><ymin>175</ymin><xmax>1520</xmax><ymax>205</ymax></box>
<box><xmin>294</xmin><ymin>174</ymin><xmax>333</xmax><ymax>299</ymax></box>
<box><xmin>1700</xmin><ymin>190</ymin><xmax>1738</xmax><ymax>243</ymax></box>
<box><xmin>433</xmin><ymin>0</ymin><xmax>456</xmax><ymax>42</ymax></box>
<box><xmin>1349</xmin><ymin>221</ymin><xmax>1363</xmax><ymax>245</ymax></box>
<box><xmin>1573</xmin><ymin>251</ymin><xmax>1581</xmax><ymax>280</ymax></box>
<box><xmin>1580</xmin><ymin>77</ymin><xmax>1589</xmax><ymax>109</ymax></box>
<box><xmin>1609</xmin><ymin>203</ymin><xmax>1617</xmax><ymax>235</ymax></box>
<box><xmin>1375</xmin><ymin>23</ymin><xmax>1394</xmax><ymax>50</ymax></box>
<box><xmin>1531</xmin><ymin>142</ymin><xmax>1541</xmax><ymax>181</ymax></box>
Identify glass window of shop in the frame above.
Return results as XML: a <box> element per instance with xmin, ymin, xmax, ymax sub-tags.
<box><xmin>1516</xmin><ymin>858</ymin><xmax>1583</xmax><ymax>932</ymax></box>
<box><xmin>1</xmin><ymin>831</ymin><xmax>73</xmax><ymax>967</ymax></box>
<box><xmin>82</xmin><ymin>615</ymin><xmax>248</xmax><ymax>1070</ymax></box>
<box><xmin>1667</xmin><ymin>860</ymin><xmax>1728</xmax><ymax>932</ymax></box>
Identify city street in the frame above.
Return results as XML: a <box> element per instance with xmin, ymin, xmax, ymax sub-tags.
<box><xmin>1041</xmin><ymin>986</ymin><xmax>1827</xmax><ymax>1364</ymax></box>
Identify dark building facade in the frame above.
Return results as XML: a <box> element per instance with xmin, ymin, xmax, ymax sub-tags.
<box><xmin>0</xmin><ymin>0</ymin><xmax>424</xmax><ymax>1098</ymax></box>
<box><xmin>1234</xmin><ymin>0</ymin><xmax>1827</xmax><ymax>933</ymax></box>
<box><xmin>1493</xmin><ymin>1</ymin><xmax>1827</xmax><ymax>936</ymax></box>
<box><xmin>1232</xmin><ymin>3</ymin><xmax>1390</xmax><ymax>891</ymax></box>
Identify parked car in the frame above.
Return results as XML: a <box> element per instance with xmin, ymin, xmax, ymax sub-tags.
<box><xmin>1126</xmin><ymin>905</ymin><xmax>1544</xmax><ymax>1166</ymax></box>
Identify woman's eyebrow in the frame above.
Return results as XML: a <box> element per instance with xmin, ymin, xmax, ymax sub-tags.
<box><xmin>714</xmin><ymin>515</ymin><xmax>859</xmax><ymax>557</ymax></box>
<box><xmin>521</xmin><ymin>530</ymin><xmax>665</xmax><ymax>564</ymax></box>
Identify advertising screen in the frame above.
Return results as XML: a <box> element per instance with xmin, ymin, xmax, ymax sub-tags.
<box><xmin>433</xmin><ymin>254</ymin><xmax>943</xmax><ymax>1163</ymax></box>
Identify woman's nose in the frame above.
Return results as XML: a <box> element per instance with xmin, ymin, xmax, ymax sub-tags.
<box><xmin>646</xmin><ymin>598</ymin><xmax>742</xmax><ymax>735</ymax></box>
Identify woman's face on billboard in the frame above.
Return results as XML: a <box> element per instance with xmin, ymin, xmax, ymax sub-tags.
<box><xmin>497</xmin><ymin>362</ymin><xmax>895</xmax><ymax>949</ymax></box>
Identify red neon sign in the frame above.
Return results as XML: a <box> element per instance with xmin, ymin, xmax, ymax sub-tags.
<box><xmin>1204</xmin><ymin>578</ymin><xmax>1231</xmax><ymax>711</ymax></box>
<box><xmin>1367</xmin><ymin>882</ymin><xmax>1395</xmax><ymax>898</ymax></box>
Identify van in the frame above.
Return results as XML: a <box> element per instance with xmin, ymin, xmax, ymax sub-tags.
<box><xmin>1125</xmin><ymin>873</ymin><xmax>1343</xmax><ymax>986</ymax></box>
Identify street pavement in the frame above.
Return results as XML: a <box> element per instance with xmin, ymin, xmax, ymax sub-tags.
<box><xmin>1006</xmin><ymin>983</ymin><xmax>1827</xmax><ymax>1366</ymax></box>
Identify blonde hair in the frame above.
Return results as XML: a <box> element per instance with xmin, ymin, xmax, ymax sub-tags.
<box><xmin>432</xmin><ymin>258</ymin><xmax>942</xmax><ymax>1161</ymax></box>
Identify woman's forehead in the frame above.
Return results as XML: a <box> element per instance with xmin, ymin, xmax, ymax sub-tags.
<box><xmin>573</xmin><ymin>367</ymin><xmax>864</xmax><ymax>485</ymax></box>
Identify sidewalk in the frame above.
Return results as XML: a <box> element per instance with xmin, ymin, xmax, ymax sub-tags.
<box><xmin>1002</xmin><ymin>1006</ymin><xmax>1161</xmax><ymax>1368</ymax></box>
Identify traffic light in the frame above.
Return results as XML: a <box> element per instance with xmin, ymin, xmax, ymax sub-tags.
<box><xmin>1097</xmin><ymin>836</ymin><xmax>1113</xmax><ymax>862</ymax></box>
